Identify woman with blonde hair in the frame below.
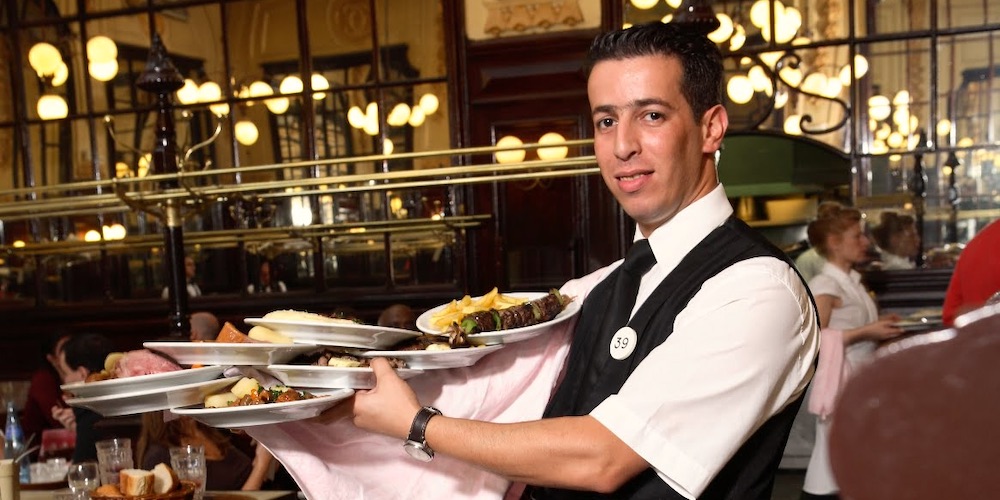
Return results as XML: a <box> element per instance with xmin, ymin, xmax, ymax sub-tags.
<box><xmin>801</xmin><ymin>202</ymin><xmax>904</xmax><ymax>499</ymax></box>
<box><xmin>137</xmin><ymin>412</ymin><xmax>273</xmax><ymax>491</ymax></box>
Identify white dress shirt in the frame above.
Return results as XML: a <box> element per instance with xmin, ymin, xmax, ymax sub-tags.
<box><xmin>589</xmin><ymin>184</ymin><xmax>820</xmax><ymax>499</ymax></box>
<box><xmin>161</xmin><ymin>282</ymin><xmax>201</xmax><ymax>299</ymax></box>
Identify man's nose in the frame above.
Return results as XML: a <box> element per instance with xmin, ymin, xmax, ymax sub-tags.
<box><xmin>613</xmin><ymin>122</ymin><xmax>639</xmax><ymax>161</ymax></box>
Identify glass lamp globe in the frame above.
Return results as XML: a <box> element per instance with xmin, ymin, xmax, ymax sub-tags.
<box><xmin>494</xmin><ymin>135</ymin><xmax>525</xmax><ymax>164</ymax></box>
<box><xmin>418</xmin><ymin>93</ymin><xmax>439</xmax><ymax>115</ymax></box>
<box><xmin>37</xmin><ymin>94</ymin><xmax>68</xmax><ymax>120</ymax></box>
<box><xmin>51</xmin><ymin>61</ymin><xmax>69</xmax><ymax>87</ymax></box>
<box><xmin>279</xmin><ymin>75</ymin><xmax>303</xmax><ymax>95</ymax></box>
<box><xmin>630</xmin><ymin>0</ymin><xmax>658</xmax><ymax>9</ymax></box>
<box><xmin>87</xmin><ymin>36</ymin><xmax>118</xmax><ymax>63</ymax></box>
<box><xmin>347</xmin><ymin>106</ymin><xmax>366</xmax><ymax>128</ymax></box>
<box><xmin>248</xmin><ymin>81</ymin><xmax>274</xmax><ymax>98</ymax></box>
<box><xmin>28</xmin><ymin>42</ymin><xmax>62</xmax><ymax>77</ymax></box>
<box><xmin>264</xmin><ymin>97</ymin><xmax>290</xmax><ymax>114</ymax></box>
<box><xmin>537</xmin><ymin>132</ymin><xmax>568</xmax><ymax>161</ymax></box>
<box><xmin>89</xmin><ymin>59</ymin><xmax>119</xmax><ymax>82</ymax></box>
<box><xmin>727</xmin><ymin>75</ymin><xmax>754</xmax><ymax>104</ymax></box>
<box><xmin>387</xmin><ymin>103</ymin><xmax>411</xmax><ymax>126</ymax></box>
<box><xmin>311</xmin><ymin>73</ymin><xmax>329</xmax><ymax>100</ymax></box>
<box><xmin>176</xmin><ymin>79</ymin><xmax>200</xmax><ymax>105</ymax></box>
<box><xmin>407</xmin><ymin>106</ymin><xmax>426</xmax><ymax>127</ymax></box>
<box><xmin>234</xmin><ymin>120</ymin><xmax>259</xmax><ymax>146</ymax></box>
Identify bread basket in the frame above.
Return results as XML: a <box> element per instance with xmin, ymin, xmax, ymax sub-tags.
<box><xmin>91</xmin><ymin>480</ymin><xmax>197</xmax><ymax>500</ymax></box>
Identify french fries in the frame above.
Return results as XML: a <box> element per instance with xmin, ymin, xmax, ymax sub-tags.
<box><xmin>429</xmin><ymin>287</ymin><xmax>526</xmax><ymax>332</ymax></box>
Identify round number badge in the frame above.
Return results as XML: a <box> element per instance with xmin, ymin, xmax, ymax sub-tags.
<box><xmin>609</xmin><ymin>326</ymin><xmax>637</xmax><ymax>360</ymax></box>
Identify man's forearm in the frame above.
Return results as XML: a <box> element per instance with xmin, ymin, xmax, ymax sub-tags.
<box><xmin>423</xmin><ymin>414</ymin><xmax>646</xmax><ymax>493</ymax></box>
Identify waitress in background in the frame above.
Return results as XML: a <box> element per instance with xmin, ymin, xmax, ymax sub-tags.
<box><xmin>801</xmin><ymin>202</ymin><xmax>904</xmax><ymax>499</ymax></box>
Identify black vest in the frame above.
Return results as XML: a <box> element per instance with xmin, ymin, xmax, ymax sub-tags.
<box><xmin>528</xmin><ymin>217</ymin><xmax>815</xmax><ymax>500</ymax></box>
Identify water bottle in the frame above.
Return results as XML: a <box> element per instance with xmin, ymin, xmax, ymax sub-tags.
<box><xmin>4</xmin><ymin>401</ymin><xmax>31</xmax><ymax>484</ymax></box>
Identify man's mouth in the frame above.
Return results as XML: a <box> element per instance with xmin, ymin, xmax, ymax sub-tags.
<box><xmin>618</xmin><ymin>172</ymin><xmax>648</xmax><ymax>182</ymax></box>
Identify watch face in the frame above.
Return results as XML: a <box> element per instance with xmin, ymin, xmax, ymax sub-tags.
<box><xmin>404</xmin><ymin>441</ymin><xmax>434</xmax><ymax>462</ymax></box>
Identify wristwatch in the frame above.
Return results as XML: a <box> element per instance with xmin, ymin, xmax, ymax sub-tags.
<box><xmin>403</xmin><ymin>406</ymin><xmax>442</xmax><ymax>462</ymax></box>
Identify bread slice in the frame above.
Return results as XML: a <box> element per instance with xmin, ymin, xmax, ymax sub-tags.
<box><xmin>151</xmin><ymin>462</ymin><xmax>179</xmax><ymax>494</ymax></box>
<box><xmin>119</xmin><ymin>468</ymin><xmax>154</xmax><ymax>496</ymax></box>
<box><xmin>93</xmin><ymin>484</ymin><xmax>124</xmax><ymax>497</ymax></box>
<box><xmin>215</xmin><ymin>322</ymin><xmax>254</xmax><ymax>343</ymax></box>
<box><xmin>248</xmin><ymin>325</ymin><xmax>293</xmax><ymax>343</ymax></box>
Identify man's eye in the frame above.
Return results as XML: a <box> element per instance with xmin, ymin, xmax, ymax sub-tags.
<box><xmin>597</xmin><ymin>118</ymin><xmax>614</xmax><ymax>128</ymax></box>
<box><xmin>646</xmin><ymin>112</ymin><xmax>663</xmax><ymax>120</ymax></box>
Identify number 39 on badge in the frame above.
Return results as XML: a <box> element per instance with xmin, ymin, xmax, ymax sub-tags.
<box><xmin>610</xmin><ymin>326</ymin><xmax>638</xmax><ymax>360</ymax></box>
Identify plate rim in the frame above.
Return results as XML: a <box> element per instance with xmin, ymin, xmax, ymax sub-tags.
<box><xmin>64</xmin><ymin>376</ymin><xmax>240</xmax><ymax>405</ymax></box>
<box><xmin>60</xmin><ymin>365</ymin><xmax>226</xmax><ymax>397</ymax></box>
<box><xmin>169</xmin><ymin>388</ymin><xmax>355</xmax><ymax>426</ymax></box>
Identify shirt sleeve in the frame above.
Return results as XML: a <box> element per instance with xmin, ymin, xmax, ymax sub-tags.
<box><xmin>590</xmin><ymin>257</ymin><xmax>818</xmax><ymax>498</ymax></box>
<box><xmin>807</xmin><ymin>274</ymin><xmax>840</xmax><ymax>299</ymax></box>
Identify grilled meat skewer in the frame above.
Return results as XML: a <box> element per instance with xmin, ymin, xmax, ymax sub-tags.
<box><xmin>447</xmin><ymin>290</ymin><xmax>572</xmax><ymax>347</ymax></box>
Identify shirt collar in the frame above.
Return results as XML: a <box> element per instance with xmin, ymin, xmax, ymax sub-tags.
<box><xmin>636</xmin><ymin>184</ymin><xmax>733</xmax><ymax>274</ymax></box>
<box><xmin>821</xmin><ymin>260</ymin><xmax>863</xmax><ymax>285</ymax></box>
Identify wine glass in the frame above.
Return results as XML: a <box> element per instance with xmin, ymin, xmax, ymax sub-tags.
<box><xmin>67</xmin><ymin>461</ymin><xmax>100</xmax><ymax>495</ymax></box>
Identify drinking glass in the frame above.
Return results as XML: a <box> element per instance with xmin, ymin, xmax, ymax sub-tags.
<box><xmin>169</xmin><ymin>444</ymin><xmax>206</xmax><ymax>500</ymax></box>
<box><xmin>67</xmin><ymin>461</ymin><xmax>99</xmax><ymax>494</ymax></box>
<box><xmin>94</xmin><ymin>438</ymin><xmax>133</xmax><ymax>486</ymax></box>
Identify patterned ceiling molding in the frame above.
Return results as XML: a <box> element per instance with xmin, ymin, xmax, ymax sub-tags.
<box><xmin>483</xmin><ymin>0</ymin><xmax>584</xmax><ymax>36</ymax></box>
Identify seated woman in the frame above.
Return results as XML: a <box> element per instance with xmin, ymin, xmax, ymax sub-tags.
<box><xmin>137</xmin><ymin>412</ymin><xmax>272</xmax><ymax>491</ymax></box>
<box><xmin>870</xmin><ymin>211</ymin><xmax>920</xmax><ymax>270</ymax></box>
<box><xmin>801</xmin><ymin>202</ymin><xmax>905</xmax><ymax>499</ymax></box>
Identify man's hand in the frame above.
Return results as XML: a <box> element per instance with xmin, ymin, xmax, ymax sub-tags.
<box><xmin>51</xmin><ymin>405</ymin><xmax>75</xmax><ymax>430</ymax></box>
<box><xmin>352</xmin><ymin>358</ymin><xmax>422</xmax><ymax>439</ymax></box>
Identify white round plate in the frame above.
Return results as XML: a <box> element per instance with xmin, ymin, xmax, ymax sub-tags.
<box><xmin>353</xmin><ymin>344</ymin><xmax>505</xmax><ymax>369</ymax></box>
<box><xmin>60</xmin><ymin>365</ymin><xmax>226</xmax><ymax>399</ymax></box>
<box><xmin>264</xmin><ymin>365</ymin><xmax>423</xmax><ymax>389</ymax></box>
<box><xmin>244</xmin><ymin>318</ymin><xmax>421</xmax><ymax>350</ymax></box>
<box><xmin>64</xmin><ymin>376</ymin><xmax>240</xmax><ymax>417</ymax></box>
<box><xmin>415</xmin><ymin>291</ymin><xmax>580</xmax><ymax>345</ymax></box>
<box><xmin>171</xmin><ymin>388</ymin><xmax>355</xmax><ymax>427</ymax></box>
<box><xmin>894</xmin><ymin>319</ymin><xmax>942</xmax><ymax>332</ymax></box>
<box><xmin>143</xmin><ymin>342</ymin><xmax>318</xmax><ymax>366</ymax></box>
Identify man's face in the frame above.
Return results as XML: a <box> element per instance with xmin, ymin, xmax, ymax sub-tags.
<box><xmin>260</xmin><ymin>263</ymin><xmax>271</xmax><ymax>285</ymax></box>
<box><xmin>185</xmin><ymin>257</ymin><xmax>196</xmax><ymax>279</ymax></box>
<box><xmin>588</xmin><ymin>55</ymin><xmax>727</xmax><ymax>236</ymax></box>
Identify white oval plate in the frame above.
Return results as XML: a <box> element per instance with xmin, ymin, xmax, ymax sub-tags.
<box><xmin>415</xmin><ymin>291</ymin><xmax>580</xmax><ymax>345</ymax></box>
<box><xmin>60</xmin><ymin>365</ymin><xmax>226</xmax><ymax>399</ymax></box>
<box><xmin>171</xmin><ymin>388</ymin><xmax>354</xmax><ymax>428</ymax></box>
<box><xmin>244</xmin><ymin>318</ymin><xmax>420</xmax><ymax>350</ymax></box>
<box><xmin>264</xmin><ymin>365</ymin><xmax>423</xmax><ymax>389</ymax></box>
<box><xmin>143</xmin><ymin>342</ymin><xmax>318</xmax><ymax>366</ymax></box>
<box><xmin>352</xmin><ymin>344</ymin><xmax>505</xmax><ymax>370</ymax></box>
<box><xmin>64</xmin><ymin>376</ymin><xmax>240</xmax><ymax>417</ymax></box>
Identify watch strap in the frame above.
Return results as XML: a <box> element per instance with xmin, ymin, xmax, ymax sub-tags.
<box><xmin>406</xmin><ymin>406</ymin><xmax>442</xmax><ymax>444</ymax></box>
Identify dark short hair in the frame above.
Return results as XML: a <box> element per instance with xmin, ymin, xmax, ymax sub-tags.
<box><xmin>62</xmin><ymin>333</ymin><xmax>115</xmax><ymax>373</ymax></box>
<box><xmin>587</xmin><ymin>21</ymin><xmax>724</xmax><ymax>120</ymax></box>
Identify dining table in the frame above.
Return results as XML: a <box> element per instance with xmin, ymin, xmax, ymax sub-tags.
<box><xmin>19</xmin><ymin>490</ymin><xmax>299</xmax><ymax>500</ymax></box>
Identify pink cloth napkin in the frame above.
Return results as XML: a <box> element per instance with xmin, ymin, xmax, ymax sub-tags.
<box><xmin>807</xmin><ymin>328</ymin><xmax>848</xmax><ymax>419</ymax></box>
<box><xmin>245</xmin><ymin>272</ymin><xmax>608</xmax><ymax>500</ymax></box>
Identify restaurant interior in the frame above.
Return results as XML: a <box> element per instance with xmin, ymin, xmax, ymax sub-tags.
<box><xmin>0</xmin><ymin>0</ymin><xmax>997</xmax><ymax>496</ymax></box>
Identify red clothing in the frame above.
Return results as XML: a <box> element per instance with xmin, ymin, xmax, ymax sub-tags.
<box><xmin>22</xmin><ymin>366</ymin><xmax>65</xmax><ymax>442</ymax></box>
<box><xmin>943</xmin><ymin>219</ymin><xmax>1000</xmax><ymax>325</ymax></box>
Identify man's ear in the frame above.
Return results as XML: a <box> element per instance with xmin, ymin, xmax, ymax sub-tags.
<box><xmin>701</xmin><ymin>104</ymin><xmax>729</xmax><ymax>154</ymax></box>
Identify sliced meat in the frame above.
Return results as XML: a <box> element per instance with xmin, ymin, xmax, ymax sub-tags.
<box><xmin>114</xmin><ymin>349</ymin><xmax>182</xmax><ymax>378</ymax></box>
